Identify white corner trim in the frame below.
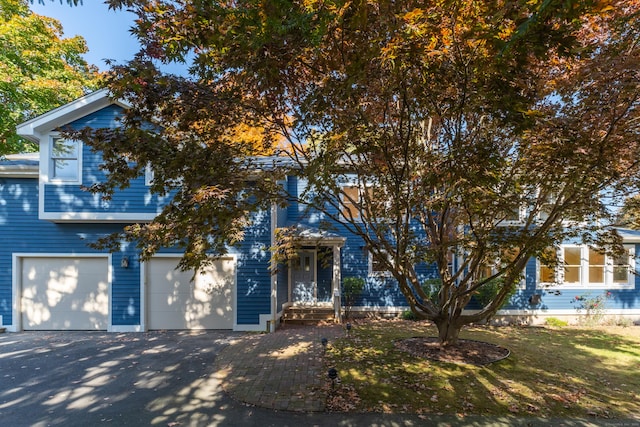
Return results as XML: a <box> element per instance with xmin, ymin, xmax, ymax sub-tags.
<box><xmin>270</xmin><ymin>203</ymin><xmax>278</xmax><ymax>332</ymax></box>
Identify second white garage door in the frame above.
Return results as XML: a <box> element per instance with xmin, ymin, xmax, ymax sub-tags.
<box><xmin>147</xmin><ymin>257</ymin><xmax>235</xmax><ymax>330</ymax></box>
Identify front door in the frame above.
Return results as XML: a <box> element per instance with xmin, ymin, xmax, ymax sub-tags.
<box><xmin>291</xmin><ymin>251</ymin><xmax>316</xmax><ymax>304</ymax></box>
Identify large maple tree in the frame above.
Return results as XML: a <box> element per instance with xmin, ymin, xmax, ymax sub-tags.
<box><xmin>0</xmin><ymin>0</ymin><xmax>99</xmax><ymax>154</ymax></box>
<box><xmin>81</xmin><ymin>0</ymin><xmax>639</xmax><ymax>345</ymax></box>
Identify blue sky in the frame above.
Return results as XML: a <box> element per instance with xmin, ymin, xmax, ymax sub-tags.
<box><xmin>29</xmin><ymin>1</ymin><xmax>139</xmax><ymax>71</ymax></box>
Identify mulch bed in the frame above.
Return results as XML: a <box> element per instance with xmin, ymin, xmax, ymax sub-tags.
<box><xmin>394</xmin><ymin>337</ymin><xmax>510</xmax><ymax>366</ymax></box>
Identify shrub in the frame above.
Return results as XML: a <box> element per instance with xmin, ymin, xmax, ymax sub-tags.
<box><xmin>601</xmin><ymin>315</ymin><xmax>632</xmax><ymax>327</ymax></box>
<box><xmin>545</xmin><ymin>317</ymin><xmax>568</xmax><ymax>327</ymax></box>
<box><xmin>401</xmin><ymin>310</ymin><xmax>419</xmax><ymax>321</ymax></box>
<box><xmin>342</xmin><ymin>276</ymin><xmax>365</xmax><ymax>320</ymax></box>
<box><xmin>572</xmin><ymin>291</ymin><xmax>612</xmax><ymax>325</ymax></box>
<box><xmin>421</xmin><ymin>278</ymin><xmax>441</xmax><ymax>304</ymax></box>
<box><xmin>475</xmin><ymin>278</ymin><xmax>517</xmax><ymax>309</ymax></box>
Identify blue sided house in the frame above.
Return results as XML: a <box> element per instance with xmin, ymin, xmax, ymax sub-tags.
<box><xmin>1</xmin><ymin>90</ymin><xmax>639</xmax><ymax>333</ymax></box>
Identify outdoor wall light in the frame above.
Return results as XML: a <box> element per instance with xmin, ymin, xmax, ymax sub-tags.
<box><xmin>121</xmin><ymin>256</ymin><xmax>129</xmax><ymax>269</ymax></box>
<box><xmin>529</xmin><ymin>294</ymin><xmax>541</xmax><ymax>305</ymax></box>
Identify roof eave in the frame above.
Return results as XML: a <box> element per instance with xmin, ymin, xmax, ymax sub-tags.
<box><xmin>0</xmin><ymin>165</ymin><xmax>39</xmax><ymax>178</ymax></box>
<box><xmin>16</xmin><ymin>88</ymin><xmax>130</xmax><ymax>142</ymax></box>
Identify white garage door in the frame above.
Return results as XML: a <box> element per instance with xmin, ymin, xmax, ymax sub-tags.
<box><xmin>147</xmin><ymin>257</ymin><xmax>235</xmax><ymax>330</ymax></box>
<box><xmin>21</xmin><ymin>257</ymin><xmax>109</xmax><ymax>330</ymax></box>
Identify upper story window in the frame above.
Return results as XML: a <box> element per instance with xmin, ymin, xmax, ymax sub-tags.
<box><xmin>50</xmin><ymin>137</ymin><xmax>80</xmax><ymax>182</ymax></box>
<box><xmin>539</xmin><ymin>245</ymin><xmax>635</xmax><ymax>289</ymax></box>
<box><xmin>341</xmin><ymin>185</ymin><xmax>362</xmax><ymax>219</ymax></box>
<box><xmin>341</xmin><ymin>184</ymin><xmax>383</xmax><ymax>221</ymax></box>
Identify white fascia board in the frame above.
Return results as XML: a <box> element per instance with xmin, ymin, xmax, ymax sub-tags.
<box><xmin>0</xmin><ymin>153</ymin><xmax>39</xmax><ymax>177</ymax></box>
<box><xmin>16</xmin><ymin>89</ymin><xmax>130</xmax><ymax>142</ymax></box>
<box><xmin>39</xmin><ymin>212</ymin><xmax>158</xmax><ymax>222</ymax></box>
<box><xmin>0</xmin><ymin>165</ymin><xmax>39</xmax><ymax>178</ymax></box>
<box><xmin>619</xmin><ymin>234</ymin><xmax>640</xmax><ymax>244</ymax></box>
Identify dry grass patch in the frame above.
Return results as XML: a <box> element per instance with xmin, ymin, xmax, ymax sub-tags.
<box><xmin>324</xmin><ymin>319</ymin><xmax>640</xmax><ymax>419</ymax></box>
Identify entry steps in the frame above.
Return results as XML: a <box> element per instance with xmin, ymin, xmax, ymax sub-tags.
<box><xmin>282</xmin><ymin>306</ymin><xmax>336</xmax><ymax>324</ymax></box>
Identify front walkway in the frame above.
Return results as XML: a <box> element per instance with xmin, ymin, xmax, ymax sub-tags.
<box><xmin>215</xmin><ymin>323</ymin><xmax>343</xmax><ymax>412</ymax></box>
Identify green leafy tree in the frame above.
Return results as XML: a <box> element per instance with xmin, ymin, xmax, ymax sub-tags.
<box><xmin>0</xmin><ymin>0</ymin><xmax>99</xmax><ymax>154</ymax></box>
<box><xmin>78</xmin><ymin>0</ymin><xmax>640</xmax><ymax>346</ymax></box>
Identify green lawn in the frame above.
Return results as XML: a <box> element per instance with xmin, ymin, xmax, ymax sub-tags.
<box><xmin>324</xmin><ymin>319</ymin><xmax>640</xmax><ymax>419</ymax></box>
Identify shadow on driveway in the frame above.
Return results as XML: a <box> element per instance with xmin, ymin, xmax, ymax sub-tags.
<box><xmin>0</xmin><ymin>330</ymin><xmax>254</xmax><ymax>426</ymax></box>
<box><xmin>2</xmin><ymin>331</ymin><xmax>633</xmax><ymax>427</ymax></box>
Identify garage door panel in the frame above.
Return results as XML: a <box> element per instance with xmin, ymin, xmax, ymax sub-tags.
<box><xmin>148</xmin><ymin>258</ymin><xmax>234</xmax><ymax>330</ymax></box>
<box><xmin>21</xmin><ymin>257</ymin><xmax>109</xmax><ymax>330</ymax></box>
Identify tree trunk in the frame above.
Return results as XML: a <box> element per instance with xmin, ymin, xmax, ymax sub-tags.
<box><xmin>435</xmin><ymin>318</ymin><xmax>462</xmax><ymax>347</ymax></box>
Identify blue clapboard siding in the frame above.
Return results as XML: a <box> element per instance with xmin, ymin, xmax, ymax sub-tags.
<box><xmin>66</xmin><ymin>104</ymin><xmax>124</xmax><ymax>131</ymax></box>
<box><xmin>234</xmin><ymin>208</ymin><xmax>272</xmax><ymax>325</ymax></box>
<box><xmin>44</xmin><ymin>105</ymin><xmax>169</xmax><ymax>216</ymax></box>
<box><xmin>111</xmin><ymin>250</ymin><xmax>142</xmax><ymax>326</ymax></box>
<box><xmin>286</xmin><ymin>175</ymin><xmax>304</xmax><ymax>222</ymax></box>
<box><xmin>43</xmin><ymin>183</ymin><xmax>170</xmax><ymax>215</ymax></box>
<box><xmin>0</xmin><ymin>177</ymin><xmax>141</xmax><ymax>326</ymax></box>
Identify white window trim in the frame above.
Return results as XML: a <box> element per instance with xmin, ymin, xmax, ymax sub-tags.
<box><xmin>145</xmin><ymin>163</ymin><xmax>154</xmax><ymax>186</ymax></box>
<box><xmin>340</xmin><ymin>182</ymin><xmax>388</xmax><ymax>222</ymax></box>
<box><xmin>534</xmin><ymin>188</ymin><xmax>589</xmax><ymax>227</ymax></box>
<box><xmin>368</xmin><ymin>251</ymin><xmax>392</xmax><ymax>277</ymax></box>
<box><xmin>49</xmin><ymin>134</ymin><xmax>82</xmax><ymax>184</ymax></box>
<box><xmin>480</xmin><ymin>255</ymin><xmax>527</xmax><ymax>290</ymax></box>
<box><xmin>537</xmin><ymin>245</ymin><xmax>635</xmax><ymax>290</ymax></box>
<box><xmin>340</xmin><ymin>183</ymin><xmax>364</xmax><ymax>221</ymax></box>
<box><xmin>497</xmin><ymin>205</ymin><xmax>526</xmax><ymax>226</ymax></box>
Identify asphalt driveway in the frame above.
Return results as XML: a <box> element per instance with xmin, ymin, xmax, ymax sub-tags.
<box><xmin>1</xmin><ymin>330</ymin><xmax>631</xmax><ymax>427</ymax></box>
<box><xmin>0</xmin><ymin>331</ymin><xmax>249</xmax><ymax>426</ymax></box>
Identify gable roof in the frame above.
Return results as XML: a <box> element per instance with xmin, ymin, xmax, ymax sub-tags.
<box><xmin>16</xmin><ymin>89</ymin><xmax>130</xmax><ymax>143</ymax></box>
